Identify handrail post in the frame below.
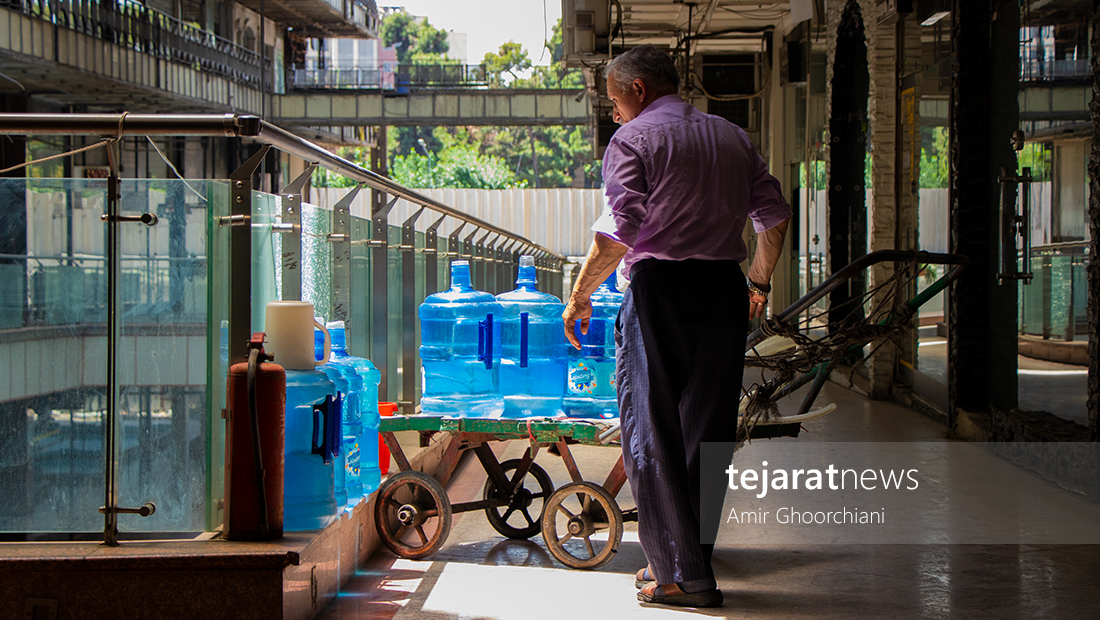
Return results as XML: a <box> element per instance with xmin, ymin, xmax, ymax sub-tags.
<box><xmin>371</xmin><ymin>132</ymin><xmax>391</xmax><ymax>400</ymax></box>
<box><xmin>279</xmin><ymin>164</ymin><xmax>316</xmax><ymax>302</ymax></box>
<box><xmin>330</xmin><ymin>183</ymin><xmax>361</xmax><ymax>322</ymax></box>
<box><xmin>401</xmin><ymin>207</ymin><xmax>425</xmax><ymax>414</ymax></box>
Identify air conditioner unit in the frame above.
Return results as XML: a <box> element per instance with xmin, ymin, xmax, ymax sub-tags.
<box><xmin>563</xmin><ymin>0</ymin><xmax>611</xmax><ymax>66</ymax></box>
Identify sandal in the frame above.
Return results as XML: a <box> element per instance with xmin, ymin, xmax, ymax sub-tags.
<box><xmin>634</xmin><ymin>566</ymin><xmax>654</xmax><ymax>589</ymax></box>
<box><xmin>637</xmin><ymin>582</ymin><xmax>723</xmax><ymax>608</ymax></box>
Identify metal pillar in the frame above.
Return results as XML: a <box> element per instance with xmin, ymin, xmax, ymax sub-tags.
<box><xmin>279</xmin><ymin>165</ymin><xmax>316</xmax><ymax>302</ymax></box>
<box><xmin>330</xmin><ymin>184</ymin><xmax>361</xmax><ymax>322</ymax></box>
<box><xmin>400</xmin><ymin>207</ymin><xmax>425</xmax><ymax>414</ymax></box>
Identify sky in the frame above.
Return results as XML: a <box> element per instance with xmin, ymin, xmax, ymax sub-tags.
<box><xmin>390</xmin><ymin>1</ymin><xmax>562</xmax><ymax>65</ymax></box>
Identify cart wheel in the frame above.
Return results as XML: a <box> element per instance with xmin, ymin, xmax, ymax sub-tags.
<box><xmin>541</xmin><ymin>482</ymin><xmax>623</xmax><ymax>569</ymax></box>
<box><xmin>374</xmin><ymin>470</ymin><xmax>452</xmax><ymax>560</ymax></box>
<box><xmin>483</xmin><ymin>459</ymin><xmax>553</xmax><ymax>540</ymax></box>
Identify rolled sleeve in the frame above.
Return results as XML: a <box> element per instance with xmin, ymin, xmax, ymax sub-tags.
<box><xmin>601</xmin><ymin>138</ymin><xmax>648</xmax><ymax>248</ymax></box>
<box><xmin>747</xmin><ymin>149</ymin><xmax>793</xmax><ymax>232</ymax></box>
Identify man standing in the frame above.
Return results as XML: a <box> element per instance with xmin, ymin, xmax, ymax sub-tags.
<box><xmin>563</xmin><ymin>46</ymin><xmax>790</xmax><ymax>608</ymax></box>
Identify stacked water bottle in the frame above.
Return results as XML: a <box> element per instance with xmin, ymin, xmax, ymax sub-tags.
<box><xmin>419</xmin><ymin>256</ymin><xmax>622</xmax><ymax>419</ymax></box>
<box><xmin>280</xmin><ymin>320</ymin><xmax>381</xmax><ymax>532</ymax></box>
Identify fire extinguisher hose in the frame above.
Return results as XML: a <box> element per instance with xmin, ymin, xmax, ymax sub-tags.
<box><xmin>247</xmin><ymin>347</ymin><xmax>270</xmax><ymax>534</ymax></box>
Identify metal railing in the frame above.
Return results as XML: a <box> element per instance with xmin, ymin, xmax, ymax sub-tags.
<box><xmin>1020</xmin><ymin>58</ymin><xmax>1090</xmax><ymax>82</ymax></box>
<box><xmin>292</xmin><ymin>64</ymin><xmax>491</xmax><ymax>90</ymax></box>
<box><xmin>0</xmin><ymin>112</ymin><xmax>566</xmax><ymax>544</ymax></box>
<box><xmin>1019</xmin><ymin>242</ymin><xmax>1088</xmax><ymax>341</ymax></box>
<box><xmin>2</xmin><ymin>0</ymin><xmax>263</xmax><ymax>87</ymax></box>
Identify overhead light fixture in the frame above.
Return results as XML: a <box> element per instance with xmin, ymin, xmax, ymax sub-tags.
<box><xmin>922</xmin><ymin>11</ymin><xmax>949</xmax><ymax>26</ymax></box>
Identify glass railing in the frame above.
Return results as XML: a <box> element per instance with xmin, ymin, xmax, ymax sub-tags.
<box><xmin>0</xmin><ymin>113</ymin><xmax>565</xmax><ymax>541</ymax></box>
<box><xmin>1019</xmin><ymin>243</ymin><xmax>1088</xmax><ymax>340</ymax></box>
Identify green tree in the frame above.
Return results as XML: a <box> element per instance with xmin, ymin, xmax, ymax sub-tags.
<box><xmin>482</xmin><ymin>42</ymin><xmax>532</xmax><ymax>87</ymax></box>
<box><xmin>391</xmin><ymin>135</ymin><xmax>524</xmax><ymax>189</ymax></box>
<box><xmin>919</xmin><ymin>126</ymin><xmax>950</xmax><ymax>189</ymax></box>
<box><xmin>380</xmin><ymin>10</ymin><xmax>449</xmax><ymax>63</ymax></box>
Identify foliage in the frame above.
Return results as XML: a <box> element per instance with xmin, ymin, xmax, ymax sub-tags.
<box><xmin>380</xmin><ymin>9</ymin><xmax>450</xmax><ymax>64</ymax></box>
<box><xmin>481</xmin><ymin>42</ymin><xmax>532</xmax><ymax>87</ymax></box>
<box><xmin>310</xmin><ymin>146</ymin><xmax>368</xmax><ymax>188</ymax></box>
<box><xmin>919</xmin><ymin>126</ymin><xmax>950</xmax><ymax>189</ymax></box>
<box><xmin>378</xmin><ymin>19</ymin><xmax>597</xmax><ymax>189</ymax></box>
<box><xmin>509</xmin><ymin>20</ymin><xmax>585</xmax><ymax>89</ymax></box>
<box><xmin>390</xmin><ymin>131</ymin><xmax>523</xmax><ymax>189</ymax></box>
<box><xmin>1018</xmin><ymin>142</ymin><xmax>1051</xmax><ymax>182</ymax></box>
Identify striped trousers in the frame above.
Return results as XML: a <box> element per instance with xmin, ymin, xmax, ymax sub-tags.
<box><xmin>616</xmin><ymin>259</ymin><xmax>747</xmax><ymax>592</ymax></box>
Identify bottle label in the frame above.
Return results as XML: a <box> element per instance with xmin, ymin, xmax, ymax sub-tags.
<box><xmin>567</xmin><ymin>359</ymin><xmax>616</xmax><ymax>396</ymax></box>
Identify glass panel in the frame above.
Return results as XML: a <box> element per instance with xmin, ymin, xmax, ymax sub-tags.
<box><xmin>253</xmin><ymin>191</ymin><xmax>280</xmax><ymax>328</ymax></box>
<box><xmin>207</xmin><ymin>180</ymin><xmax>232</xmax><ymax>531</ymax></box>
<box><xmin>1</xmin><ymin>178</ymin><xmax>107</xmax><ymax>533</ymax></box>
<box><xmin>348</xmin><ymin>215</ymin><xmax>372</xmax><ymax>360</ymax></box>
<box><xmin>301</xmin><ymin>203</ymin><xmax>332</xmax><ymax>322</ymax></box>
<box><xmin>386</xmin><ymin>225</ymin><xmax>401</xmax><ymax>402</ymax></box>
<box><xmin>115</xmin><ymin>179</ymin><xmax>226</xmax><ymax>534</ymax></box>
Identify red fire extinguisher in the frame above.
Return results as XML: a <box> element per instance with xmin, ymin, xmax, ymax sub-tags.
<box><xmin>225</xmin><ymin>332</ymin><xmax>286</xmax><ymax>540</ymax></box>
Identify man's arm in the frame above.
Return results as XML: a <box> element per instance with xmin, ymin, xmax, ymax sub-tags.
<box><xmin>563</xmin><ymin>233</ymin><xmax>629</xmax><ymax>349</ymax></box>
<box><xmin>746</xmin><ymin>218</ymin><xmax>789</xmax><ymax>320</ymax></box>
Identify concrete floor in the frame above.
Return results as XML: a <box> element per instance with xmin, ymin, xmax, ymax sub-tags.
<box><xmin>319</xmin><ymin>382</ymin><xmax>1100</xmax><ymax>620</ymax></box>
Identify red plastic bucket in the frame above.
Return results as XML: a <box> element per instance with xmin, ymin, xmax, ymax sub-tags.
<box><xmin>378</xmin><ymin>402</ymin><xmax>398</xmax><ymax>475</ymax></box>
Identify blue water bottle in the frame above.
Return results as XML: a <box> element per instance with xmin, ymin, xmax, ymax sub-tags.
<box><xmin>314</xmin><ymin>322</ymin><xmax>348</xmax><ymax>509</ymax></box>
<box><xmin>325</xmin><ymin>321</ymin><xmax>364</xmax><ymax>501</ymax></box>
<box><xmin>283</xmin><ymin>369</ymin><xmax>340</xmax><ymax>530</ymax></box>
<box><xmin>419</xmin><ymin>260</ymin><xmax>504</xmax><ymax>418</ymax></box>
<box><xmin>496</xmin><ymin>255</ymin><xmax>567</xmax><ymax>418</ymax></box>
<box><xmin>563</xmin><ymin>272</ymin><xmax>623</xmax><ymax>418</ymax></box>
<box><xmin>327</xmin><ymin>320</ymin><xmax>382</xmax><ymax>496</ymax></box>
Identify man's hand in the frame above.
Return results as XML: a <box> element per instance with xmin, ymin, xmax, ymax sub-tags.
<box><xmin>748</xmin><ymin>290</ymin><xmax>768</xmax><ymax>320</ymax></box>
<box><xmin>563</xmin><ymin>295</ymin><xmax>593</xmax><ymax>350</ymax></box>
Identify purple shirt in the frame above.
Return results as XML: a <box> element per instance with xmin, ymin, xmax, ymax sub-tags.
<box><xmin>595</xmin><ymin>95</ymin><xmax>791</xmax><ymax>274</ymax></box>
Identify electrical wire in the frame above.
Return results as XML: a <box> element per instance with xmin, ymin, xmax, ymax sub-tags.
<box><xmin>145</xmin><ymin>136</ymin><xmax>207</xmax><ymax>203</ymax></box>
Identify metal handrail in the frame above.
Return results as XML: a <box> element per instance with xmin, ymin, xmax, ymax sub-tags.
<box><xmin>0</xmin><ymin>112</ymin><xmax>565</xmax><ymax>260</ymax></box>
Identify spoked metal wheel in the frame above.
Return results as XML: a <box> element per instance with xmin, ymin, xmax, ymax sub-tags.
<box><xmin>483</xmin><ymin>459</ymin><xmax>553</xmax><ymax>540</ymax></box>
<box><xmin>374</xmin><ymin>470</ymin><xmax>452</xmax><ymax>560</ymax></box>
<box><xmin>541</xmin><ymin>481</ymin><xmax>624</xmax><ymax>569</ymax></box>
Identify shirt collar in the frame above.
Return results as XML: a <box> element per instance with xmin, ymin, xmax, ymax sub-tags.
<box><xmin>638</xmin><ymin>94</ymin><xmax>684</xmax><ymax>119</ymax></box>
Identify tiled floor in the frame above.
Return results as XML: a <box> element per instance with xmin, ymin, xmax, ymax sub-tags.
<box><xmin>319</xmin><ymin>382</ymin><xmax>1100</xmax><ymax>619</ymax></box>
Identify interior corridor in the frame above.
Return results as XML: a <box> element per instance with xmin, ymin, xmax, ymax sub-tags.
<box><xmin>317</xmin><ymin>381</ymin><xmax>1100</xmax><ymax>620</ymax></box>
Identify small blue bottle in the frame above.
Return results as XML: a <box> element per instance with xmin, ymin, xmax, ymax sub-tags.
<box><xmin>419</xmin><ymin>260</ymin><xmax>504</xmax><ymax>418</ymax></box>
<box><xmin>563</xmin><ymin>272</ymin><xmax>622</xmax><ymax>419</ymax></box>
<box><xmin>283</xmin><ymin>369</ymin><xmax>340</xmax><ymax>530</ymax></box>
<box><xmin>496</xmin><ymin>256</ymin><xmax>567</xmax><ymax>418</ymax></box>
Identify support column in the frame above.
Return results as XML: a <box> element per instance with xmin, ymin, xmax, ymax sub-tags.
<box><xmin>948</xmin><ymin>0</ymin><xmax>1020</xmax><ymax>428</ymax></box>
<box><xmin>826</xmin><ymin>0</ymin><xmax>869</xmax><ymax>333</ymax></box>
<box><xmin>1088</xmin><ymin>3</ymin><xmax>1100</xmax><ymax>440</ymax></box>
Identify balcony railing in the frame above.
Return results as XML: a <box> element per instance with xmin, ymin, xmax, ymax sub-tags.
<box><xmin>3</xmin><ymin>0</ymin><xmax>263</xmax><ymax>88</ymax></box>
<box><xmin>292</xmin><ymin>64</ymin><xmax>491</xmax><ymax>90</ymax></box>
<box><xmin>1020</xmin><ymin>58</ymin><xmax>1090</xmax><ymax>82</ymax></box>
<box><xmin>0</xmin><ymin>113</ymin><xmax>565</xmax><ymax>543</ymax></box>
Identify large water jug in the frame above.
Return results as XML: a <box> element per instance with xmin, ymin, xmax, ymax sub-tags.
<box><xmin>314</xmin><ymin>322</ymin><xmax>348</xmax><ymax>509</ymax></box>
<box><xmin>564</xmin><ymin>272</ymin><xmax>623</xmax><ymax>419</ymax></box>
<box><xmin>419</xmin><ymin>260</ymin><xmax>504</xmax><ymax>418</ymax></box>
<box><xmin>327</xmin><ymin>321</ymin><xmax>382</xmax><ymax>497</ymax></box>
<box><xmin>283</xmin><ymin>369</ymin><xmax>341</xmax><ymax>530</ymax></box>
<box><xmin>496</xmin><ymin>256</ymin><xmax>567</xmax><ymax>418</ymax></box>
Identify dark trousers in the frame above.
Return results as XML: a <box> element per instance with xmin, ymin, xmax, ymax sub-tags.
<box><xmin>616</xmin><ymin>259</ymin><xmax>747</xmax><ymax>591</ymax></box>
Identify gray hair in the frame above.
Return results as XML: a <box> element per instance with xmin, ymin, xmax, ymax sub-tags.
<box><xmin>603</xmin><ymin>45</ymin><xmax>680</xmax><ymax>95</ymax></box>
